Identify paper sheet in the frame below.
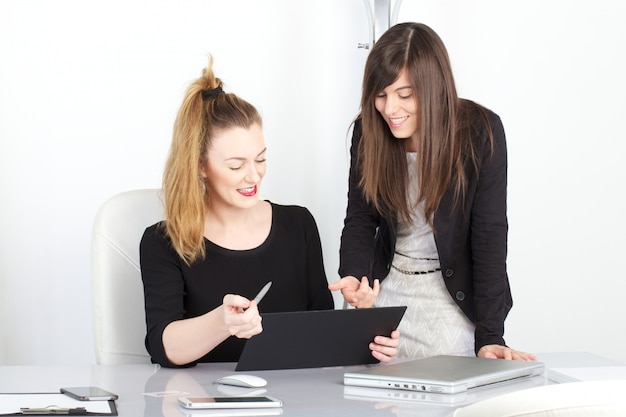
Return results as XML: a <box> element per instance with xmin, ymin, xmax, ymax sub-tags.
<box><xmin>548</xmin><ymin>366</ymin><xmax>626</xmax><ymax>383</ymax></box>
<box><xmin>0</xmin><ymin>393</ymin><xmax>113</xmax><ymax>414</ymax></box>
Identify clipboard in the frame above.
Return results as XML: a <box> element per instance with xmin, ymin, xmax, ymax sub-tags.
<box><xmin>0</xmin><ymin>393</ymin><xmax>118</xmax><ymax>416</ymax></box>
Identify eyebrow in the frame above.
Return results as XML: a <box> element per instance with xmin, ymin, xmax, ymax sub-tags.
<box><xmin>224</xmin><ymin>147</ymin><xmax>267</xmax><ymax>162</ymax></box>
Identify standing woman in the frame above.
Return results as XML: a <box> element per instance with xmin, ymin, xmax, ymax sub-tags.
<box><xmin>330</xmin><ymin>23</ymin><xmax>536</xmax><ymax>361</ymax></box>
<box><xmin>140</xmin><ymin>56</ymin><xmax>399</xmax><ymax>367</ymax></box>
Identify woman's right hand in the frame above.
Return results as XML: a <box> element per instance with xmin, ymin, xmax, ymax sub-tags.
<box><xmin>222</xmin><ymin>294</ymin><xmax>263</xmax><ymax>339</ymax></box>
<box><xmin>328</xmin><ymin>276</ymin><xmax>380</xmax><ymax>308</ymax></box>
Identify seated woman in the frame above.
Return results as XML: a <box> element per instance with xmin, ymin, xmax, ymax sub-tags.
<box><xmin>140</xmin><ymin>56</ymin><xmax>400</xmax><ymax>367</ymax></box>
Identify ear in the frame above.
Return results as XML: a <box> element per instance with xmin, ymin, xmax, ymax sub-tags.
<box><xmin>198</xmin><ymin>157</ymin><xmax>208</xmax><ymax>179</ymax></box>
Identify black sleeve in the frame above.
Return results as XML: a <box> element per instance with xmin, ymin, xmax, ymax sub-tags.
<box><xmin>301</xmin><ymin>207</ymin><xmax>335</xmax><ymax>310</ymax></box>
<box><xmin>139</xmin><ymin>224</ymin><xmax>192</xmax><ymax>367</ymax></box>
<box><xmin>469</xmin><ymin>111</ymin><xmax>512</xmax><ymax>352</ymax></box>
<box><xmin>338</xmin><ymin>119</ymin><xmax>389</xmax><ymax>281</ymax></box>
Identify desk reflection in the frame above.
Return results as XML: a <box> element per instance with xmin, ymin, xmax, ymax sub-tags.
<box><xmin>84</xmin><ymin>362</ymin><xmax>546</xmax><ymax>417</ymax></box>
<box><xmin>342</xmin><ymin>374</ymin><xmax>547</xmax><ymax>417</ymax></box>
<box><xmin>1</xmin><ymin>353</ymin><xmax>616</xmax><ymax>417</ymax></box>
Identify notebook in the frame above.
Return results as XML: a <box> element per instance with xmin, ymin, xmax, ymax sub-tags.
<box><xmin>343</xmin><ymin>355</ymin><xmax>545</xmax><ymax>394</ymax></box>
<box><xmin>235</xmin><ymin>306</ymin><xmax>406</xmax><ymax>371</ymax></box>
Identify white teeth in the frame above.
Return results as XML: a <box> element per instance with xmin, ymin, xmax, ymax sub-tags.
<box><xmin>390</xmin><ymin>117</ymin><xmax>408</xmax><ymax>124</ymax></box>
<box><xmin>239</xmin><ymin>187</ymin><xmax>254</xmax><ymax>193</ymax></box>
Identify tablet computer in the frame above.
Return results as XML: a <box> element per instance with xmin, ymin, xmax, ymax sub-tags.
<box><xmin>235</xmin><ymin>306</ymin><xmax>406</xmax><ymax>371</ymax></box>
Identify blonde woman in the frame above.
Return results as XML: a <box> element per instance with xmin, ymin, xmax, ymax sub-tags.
<box><xmin>140</xmin><ymin>57</ymin><xmax>399</xmax><ymax>367</ymax></box>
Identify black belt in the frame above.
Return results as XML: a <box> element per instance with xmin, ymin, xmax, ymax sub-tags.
<box><xmin>391</xmin><ymin>264</ymin><xmax>441</xmax><ymax>275</ymax></box>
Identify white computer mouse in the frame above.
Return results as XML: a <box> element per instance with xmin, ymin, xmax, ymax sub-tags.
<box><xmin>216</xmin><ymin>384</ymin><xmax>267</xmax><ymax>397</ymax></box>
<box><xmin>215</xmin><ymin>374</ymin><xmax>268</xmax><ymax>388</ymax></box>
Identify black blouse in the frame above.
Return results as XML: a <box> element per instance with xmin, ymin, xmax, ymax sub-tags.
<box><xmin>140</xmin><ymin>202</ymin><xmax>334</xmax><ymax>367</ymax></box>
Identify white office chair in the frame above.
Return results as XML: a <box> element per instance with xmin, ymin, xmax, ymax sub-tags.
<box><xmin>91</xmin><ymin>189</ymin><xmax>164</xmax><ymax>365</ymax></box>
<box><xmin>446</xmin><ymin>380</ymin><xmax>626</xmax><ymax>417</ymax></box>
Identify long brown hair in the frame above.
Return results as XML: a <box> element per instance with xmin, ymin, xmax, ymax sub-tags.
<box><xmin>358</xmin><ymin>22</ymin><xmax>493</xmax><ymax>226</ymax></box>
<box><xmin>163</xmin><ymin>55</ymin><xmax>262</xmax><ymax>265</ymax></box>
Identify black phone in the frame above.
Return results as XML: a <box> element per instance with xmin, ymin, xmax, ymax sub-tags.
<box><xmin>60</xmin><ymin>386</ymin><xmax>118</xmax><ymax>401</ymax></box>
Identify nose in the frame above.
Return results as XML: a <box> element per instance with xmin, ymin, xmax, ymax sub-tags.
<box><xmin>244</xmin><ymin>162</ymin><xmax>261</xmax><ymax>183</ymax></box>
<box><xmin>384</xmin><ymin>95</ymin><xmax>400</xmax><ymax>115</ymax></box>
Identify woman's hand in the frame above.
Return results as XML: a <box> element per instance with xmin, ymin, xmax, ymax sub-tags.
<box><xmin>328</xmin><ymin>276</ymin><xmax>380</xmax><ymax>308</ymax></box>
<box><xmin>370</xmin><ymin>329</ymin><xmax>400</xmax><ymax>363</ymax></box>
<box><xmin>222</xmin><ymin>294</ymin><xmax>263</xmax><ymax>339</ymax></box>
<box><xmin>478</xmin><ymin>344</ymin><xmax>537</xmax><ymax>361</ymax></box>
<box><xmin>162</xmin><ymin>294</ymin><xmax>262</xmax><ymax>365</ymax></box>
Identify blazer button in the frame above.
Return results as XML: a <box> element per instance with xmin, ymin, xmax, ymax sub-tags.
<box><xmin>444</xmin><ymin>268</ymin><xmax>454</xmax><ymax>278</ymax></box>
<box><xmin>456</xmin><ymin>291</ymin><xmax>465</xmax><ymax>301</ymax></box>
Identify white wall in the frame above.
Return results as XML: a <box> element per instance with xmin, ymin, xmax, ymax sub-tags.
<box><xmin>1</xmin><ymin>0</ymin><xmax>624</xmax><ymax>365</ymax></box>
<box><xmin>396</xmin><ymin>1</ymin><xmax>626</xmax><ymax>362</ymax></box>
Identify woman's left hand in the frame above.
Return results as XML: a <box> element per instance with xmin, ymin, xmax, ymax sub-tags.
<box><xmin>478</xmin><ymin>344</ymin><xmax>537</xmax><ymax>361</ymax></box>
<box><xmin>370</xmin><ymin>329</ymin><xmax>400</xmax><ymax>363</ymax></box>
<box><xmin>328</xmin><ymin>276</ymin><xmax>380</xmax><ymax>308</ymax></box>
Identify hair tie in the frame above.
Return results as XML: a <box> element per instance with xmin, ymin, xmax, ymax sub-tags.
<box><xmin>201</xmin><ymin>85</ymin><xmax>223</xmax><ymax>100</ymax></box>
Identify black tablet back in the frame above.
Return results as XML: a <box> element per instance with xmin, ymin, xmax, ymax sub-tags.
<box><xmin>236</xmin><ymin>306</ymin><xmax>406</xmax><ymax>371</ymax></box>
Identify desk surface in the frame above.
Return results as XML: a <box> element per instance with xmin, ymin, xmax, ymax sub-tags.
<box><xmin>0</xmin><ymin>353</ymin><xmax>622</xmax><ymax>417</ymax></box>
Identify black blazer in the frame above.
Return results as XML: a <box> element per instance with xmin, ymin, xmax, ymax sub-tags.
<box><xmin>339</xmin><ymin>106</ymin><xmax>512</xmax><ymax>354</ymax></box>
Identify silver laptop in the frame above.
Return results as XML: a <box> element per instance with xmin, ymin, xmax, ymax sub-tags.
<box><xmin>344</xmin><ymin>355</ymin><xmax>545</xmax><ymax>394</ymax></box>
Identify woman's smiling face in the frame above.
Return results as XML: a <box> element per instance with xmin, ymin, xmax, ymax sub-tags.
<box><xmin>374</xmin><ymin>68</ymin><xmax>419</xmax><ymax>150</ymax></box>
<box><xmin>202</xmin><ymin>123</ymin><xmax>267</xmax><ymax>210</ymax></box>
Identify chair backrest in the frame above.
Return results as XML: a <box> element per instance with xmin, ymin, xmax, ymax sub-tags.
<box><xmin>91</xmin><ymin>189</ymin><xmax>164</xmax><ymax>365</ymax></box>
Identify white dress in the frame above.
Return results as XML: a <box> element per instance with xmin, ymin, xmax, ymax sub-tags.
<box><xmin>374</xmin><ymin>153</ymin><xmax>475</xmax><ymax>359</ymax></box>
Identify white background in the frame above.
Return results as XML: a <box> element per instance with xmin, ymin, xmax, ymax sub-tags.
<box><xmin>1</xmin><ymin>0</ymin><xmax>624</xmax><ymax>365</ymax></box>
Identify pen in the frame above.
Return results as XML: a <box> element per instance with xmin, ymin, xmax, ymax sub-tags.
<box><xmin>252</xmin><ymin>281</ymin><xmax>272</xmax><ymax>305</ymax></box>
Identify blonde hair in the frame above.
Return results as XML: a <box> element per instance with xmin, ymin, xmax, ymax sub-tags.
<box><xmin>162</xmin><ymin>55</ymin><xmax>262</xmax><ymax>265</ymax></box>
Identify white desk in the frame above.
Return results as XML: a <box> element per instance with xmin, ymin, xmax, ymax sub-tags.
<box><xmin>0</xmin><ymin>353</ymin><xmax>622</xmax><ymax>417</ymax></box>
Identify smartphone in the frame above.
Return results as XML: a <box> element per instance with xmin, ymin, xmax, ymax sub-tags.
<box><xmin>178</xmin><ymin>396</ymin><xmax>283</xmax><ymax>409</ymax></box>
<box><xmin>60</xmin><ymin>386</ymin><xmax>118</xmax><ymax>401</ymax></box>
<box><xmin>180</xmin><ymin>408</ymin><xmax>283</xmax><ymax>417</ymax></box>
